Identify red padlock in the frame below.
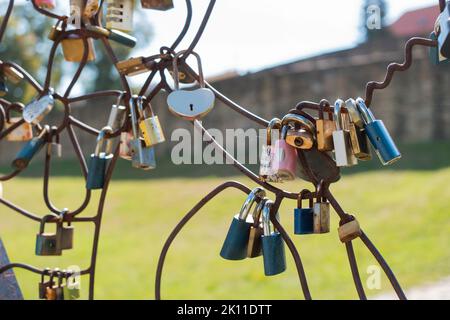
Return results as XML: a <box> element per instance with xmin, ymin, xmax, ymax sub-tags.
<box><xmin>272</xmin><ymin>125</ymin><xmax>298</xmax><ymax>182</ymax></box>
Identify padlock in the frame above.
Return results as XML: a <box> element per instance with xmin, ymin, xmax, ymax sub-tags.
<box><xmin>429</xmin><ymin>31</ymin><xmax>449</xmax><ymax>65</ymax></box>
<box><xmin>3</xmin><ymin>65</ymin><xmax>24</xmax><ymax>84</ymax></box>
<box><xmin>57</xmin><ymin>209</ymin><xmax>74</xmax><ymax>250</ymax></box>
<box><xmin>167</xmin><ymin>50</ymin><xmax>215</xmax><ymax>121</ymax></box>
<box><xmin>259</xmin><ymin>118</ymin><xmax>282</xmax><ymax>182</ymax></box>
<box><xmin>45</xmin><ymin>271</ymin><xmax>57</xmax><ymax>300</ymax></box>
<box><xmin>345</xmin><ymin>99</ymin><xmax>371</xmax><ymax>161</ymax></box>
<box><xmin>63</xmin><ymin>271</ymin><xmax>80</xmax><ymax>300</ymax></box>
<box><xmin>84</xmin><ymin>0</ymin><xmax>100</xmax><ymax>19</ymax></box>
<box><xmin>4</xmin><ymin>108</ymin><xmax>33</xmax><ymax>142</ymax></box>
<box><xmin>86</xmin><ymin>127</ymin><xmax>114</xmax><ymax>190</ymax></box>
<box><xmin>271</xmin><ymin>125</ymin><xmax>298</xmax><ymax>182</ymax></box>
<box><xmin>137</xmin><ymin>96</ymin><xmax>165</xmax><ymax>147</ymax></box>
<box><xmin>332</xmin><ymin>99</ymin><xmax>358</xmax><ymax>167</ymax></box>
<box><xmin>338</xmin><ymin>216</ymin><xmax>361</xmax><ymax>243</ymax></box>
<box><xmin>69</xmin><ymin>0</ymin><xmax>83</xmax><ymax>28</ymax></box>
<box><xmin>35</xmin><ymin>0</ymin><xmax>56</xmax><ymax>10</ymax></box>
<box><xmin>116</xmin><ymin>57</ymin><xmax>153</xmax><ymax>76</ymax></box>
<box><xmin>0</xmin><ymin>73</ymin><xmax>7</xmax><ymax>96</ymax></box>
<box><xmin>129</xmin><ymin>96</ymin><xmax>156</xmax><ymax>170</ymax></box>
<box><xmin>247</xmin><ymin>197</ymin><xmax>268</xmax><ymax>258</ymax></box>
<box><xmin>355</xmin><ymin>98</ymin><xmax>401</xmax><ymax>165</ymax></box>
<box><xmin>35</xmin><ymin>213</ymin><xmax>62</xmax><ymax>256</ymax></box>
<box><xmin>48</xmin><ymin>19</ymin><xmax>65</xmax><ymax>41</ymax></box>
<box><xmin>39</xmin><ymin>268</ymin><xmax>54</xmax><ymax>299</ymax></box>
<box><xmin>61</xmin><ymin>34</ymin><xmax>96</xmax><ymax>62</ymax></box>
<box><xmin>106</xmin><ymin>0</ymin><xmax>134</xmax><ymax>32</ymax></box>
<box><xmin>54</xmin><ymin>271</ymin><xmax>66</xmax><ymax>300</ymax></box>
<box><xmin>12</xmin><ymin>126</ymin><xmax>48</xmax><ymax>170</ymax></box>
<box><xmin>220</xmin><ymin>188</ymin><xmax>266</xmax><ymax>261</ymax></box>
<box><xmin>86</xmin><ymin>25</ymin><xmax>137</xmax><ymax>48</ymax></box>
<box><xmin>281</xmin><ymin>113</ymin><xmax>316</xmax><ymax>150</ymax></box>
<box><xmin>438</xmin><ymin>2</ymin><xmax>450</xmax><ymax>59</ymax></box>
<box><xmin>294</xmin><ymin>190</ymin><xmax>314</xmax><ymax>235</ymax></box>
<box><xmin>23</xmin><ymin>88</ymin><xmax>54</xmax><ymax>124</ymax></box>
<box><xmin>141</xmin><ymin>0</ymin><xmax>174</xmax><ymax>10</ymax></box>
<box><xmin>261</xmin><ymin>201</ymin><xmax>286</xmax><ymax>276</ymax></box>
<box><xmin>119</xmin><ymin>130</ymin><xmax>133</xmax><ymax>160</ymax></box>
<box><xmin>107</xmin><ymin>94</ymin><xmax>127</xmax><ymax>131</ymax></box>
<box><xmin>316</xmin><ymin>101</ymin><xmax>336</xmax><ymax>151</ymax></box>
<box><xmin>313</xmin><ymin>182</ymin><xmax>330</xmax><ymax>234</ymax></box>
<box><xmin>47</xmin><ymin>127</ymin><xmax>62</xmax><ymax>158</ymax></box>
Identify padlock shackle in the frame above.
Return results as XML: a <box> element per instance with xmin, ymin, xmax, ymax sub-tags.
<box><xmin>355</xmin><ymin>98</ymin><xmax>375</xmax><ymax>125</ymax></box>
<box><xmin>266</xmin><ymin>118</ymin><xmax>281</xmax><ymax>146</ymax></box>
<box><xmin>39</xmin><ymin>213</ymin><xmax>59</xmax><ymax>234</ymax></box>
<box><xmin>333</xmin><ymin>99</ymin><xmax>345</xmax><ymax>131</ymax></box>
<box><xmin>315</xmin><ymin>179</ymin><xmax>327</xmax><ymax>202</ymax></box>
<box><xmin>94</xmin><ymin>126</ymin><xmax>113</xmax><ymax>156</ymax></box>
<box><xmin>345</xmin><ymin>98</ymin><xmax>364</xmax><ymax>127</ymax></box>
<box><xmin>318</xmin><ymin>99</ymin><xmax>333</xmax><ymax>121</ymax></box>
<box><xmin>136</xmin><ymin>95</ymin><xmax>155</xmax><ymax>119</ymax></box>
<box><xmin>251</xmin><ymin>197</ymin><xmax>268</xmax><ymax>227</ymax></box>
<box><xmin>281</xmin><ymin>113</ymin><xmax>315</xmax><ymax>134</ymax></box>
<box><xmin>238</xmin><ymin>187</ymin><xmax>266</xmax><ymax>221</ymax></box>
<box><xmin>297</xmin><ymin>189</ymin><xmax>313</xmax><ymax>209</ymax></box>
<box><xmin>129</xmin><ymin>96</ymin><xmax>140</xmax><ymax>139</ymax></box>
<box><xmin>262</xmin><ymin>200</ymin><xmax>276</xmax><ymax>236</ymax></box>
<box><xmin>172</xmin><ymin>50</ymin><xmax>205</xmax><ymax>90</ymax></box>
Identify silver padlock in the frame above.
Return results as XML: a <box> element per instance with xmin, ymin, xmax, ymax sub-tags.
<box><xmin>107</xmin><ymin>93</ymin><xmax>127</xmax><ymax>131</ymax></box>
<box><xmin>23</xmin><ymin>88</ymin><xmax>55</xmax><ymax>124</ymax></box>
<box><xmin>332</xmin><ymin>99</ymin><xmax>358</xmax><ymax>167</ymax></box>
<box><xmin>47</xmin><ymin>127</ymin><xmax>62</xmax><ymax>158</ymax></box>
<box><xmin>313</xmin><ymin>182</ymin><xmax>330</xmax><ymax>234</ymax></box>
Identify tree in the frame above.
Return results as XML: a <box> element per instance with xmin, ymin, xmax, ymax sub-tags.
<box><xmin>361</xmin><ymin>0</ymin><xmax>389</xmax><ymax>42</ymax></box>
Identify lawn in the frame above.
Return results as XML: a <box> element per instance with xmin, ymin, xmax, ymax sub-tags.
<box><xmin>1</xmin><ymin>167</ymin><xmax>449</xmax><ymax>300</ymax></box>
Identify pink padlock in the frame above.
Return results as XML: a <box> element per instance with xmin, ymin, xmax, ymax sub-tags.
<box><xmin>35</xmin><ymin>0</ymin><xmax>56</xmax><ymax>9</ymax></box>
<box><xmin>119</xmin><ymin>131</ymin><xmax>133</xmax><ymax>160</ymax></box>
<box><xmin>272</xmin><ymin>125</ymin><xmax>298</xmax><ymax>181</ymax></box>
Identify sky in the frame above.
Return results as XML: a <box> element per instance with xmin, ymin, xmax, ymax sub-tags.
<box><xmin>134</xmin><ymin>0</ymin><xmax>439</xmax><ymax>79</ymax></box>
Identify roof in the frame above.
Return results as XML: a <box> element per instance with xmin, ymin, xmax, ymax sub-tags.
<box><xmin>389</xmin><ymin>5</ymin><xmax>440</xmax><ymax>37</ymax></box>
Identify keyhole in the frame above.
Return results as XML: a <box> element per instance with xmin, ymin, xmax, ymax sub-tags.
<box><xmin>189</xmin><ymin>104</ymin><xmax>194</xmax><ymax>111</ymax></box>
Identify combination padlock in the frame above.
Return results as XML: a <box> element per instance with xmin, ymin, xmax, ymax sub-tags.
<box><xmin>86</xmin><ymin>127</ymin><xmax>114</xmax><ymax>190</ymax></box>
<box><xmin>247</xmin><ymin>197</ymin><xmax>268</xmax><ymax>258</ymax></box>
<box><xmin>220</xmin><ymin>188</ymin><xmax>266</xmax><ymax>261</ymax></box>
<box><xmin>316</xmin><ymin>101</ymin><xmax>336</xmax><ymax>151</ymax></box>
<box><xmin>313</xmin><ymin>182</ymin><xmax>330</xmax><ymax>234</ymax></box>
<box><xmin>12</xmin><ymin>126</ymin><xmax>48</xmax><ymax>170</ymax></box>
<box><xmin>136</xmin><ymin>97</ymin><xmax>165</xmax><ymax>147</ymax></box>
<box><xmin>282</xmin><ymin>113</ymin><xmax>316</xmax><ymax>150</ymax></box>
<box><xmin>57</xmin><ymin>209</ymin><xmax>74</xmax><ymax>251</ymax></box>
<box><xmin>345</xmin><ymin>99</ymin><xmax>371</xmax><ymax>161</ymax></box>
<box><xmin>106</xmin><ymin>0</ymin><xmax>134</xmax><ymax>32</ymax></box>
<box><xmin>332</xmin><ymin>99</ymin><xmax>358</xmax><ymax>167</ymax></box>
<box><xmin>259</xmin><ymin>118</ymin><xmax>282</xmax><ymax>182</ymax></box>
<box><xmin>294</xmin><ymin>190</ymin><xmax>314</xmax><ymax>235</ymax></box>
<box><xmin>272</xmin><ymin>125</ymin><xmax>298</xmax><ymax>182</ymax></box>
<box><xmin>23</xmin><ymin>88</ymin><xmax>54</xmax><ymax>124</ymax></box>
<box><xmin>261</xmin><ymin>201</ymin><xmax>286</xmax><ymax>276</ymax></box>
<box><xmin>61</xmin><ymin>34</ymin><xmax>96</xmax><ymax>62</ymax></box>
<box><xmin>129</xmin><ymin>96</ymin><xmax>156</xmax><ymax>170</ymax></box>
<box><xmin>39</xmin><ymin>268</ymin><xmax>54</xmax><ymax>299</ymax></box>
<box><xmin>167</xmin><ymin>51</ymin><xmax>215</xmax><ymax>121</ymax></box>
<box><xmin>4</xmin><ymin>108</ymin><xmax>33</xmax><ymax>142</ymax></box>
<box><xmin>355</xmin><ymin>98</ymin><xmax>401</xmax><ymax>165</ymax></box>
<box><xmin>141</xmin><ymin>0</ymin><xmax>174</xmax><ymax>10</ymax></box>
<box><xmin>107</xmin><ymin>93</ymin><xmax>127</xmax><ymax>132</ymax></box>
<box><xmin>47</xmin><ymin>127</ymin><xmax>62</xmax><ymax>158</ymax></box>
<box><xmin>338</xmin><ymin>216</ymin><xmax>361</xmax><ymax>243</ymax></box>
<box><xmin>35</xmin><ymin>213</ymin><xmax>62</xmax><ymax>256</ymax></box>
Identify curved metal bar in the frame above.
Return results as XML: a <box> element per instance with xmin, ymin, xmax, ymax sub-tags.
<box><xmin>67</xmin><ymin>90</ymin><xmax>123</xmax><ymax>104</ymax></box>
<box><xmin>365</xmin><ymin>37</ymin><xmax>437</xmax><ymax>107</ymax></box>
<box><xmin>69</xmin><ymin>116</ymin><xmax>101</xmax><ymax>136</ymax></box>
<box><xmin>30</xmin><ymin>0</ymin><xmax>63</xmax><ymax>20</ymax></box>
<box><xmin>0</xmin><ymin>263</ymin><xmax>90</xmax><ymax>276</ymax></box>
<box><xmin>0</xmin><ymin>197</ymin><xmax>43</xmax><ymax>222</ymax></box>
<box><xmin>345</xmin><ymin>241</ymin><xmax>367</xmax><ymax>300</ymax></box>
<box><xmin>0</xmin><ymin>0</ymin><xmax>14</xmax><ymax>43</ymax></box>
<box><xmin>170</xmin><ymin>0</ymin><xmax>193</xmax><ymax>50</ymax></box>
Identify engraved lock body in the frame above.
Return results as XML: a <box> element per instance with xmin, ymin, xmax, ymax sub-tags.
<box><xmin>338</xmin><ymin>216</ymin><xmax>361</xmax><ymax>243</ymax></box>
<box><xmin>39</xmin><ymin>269</ymin><xmax>54</xmax><ymax>299</ymax></box>
<box><xmin>272</xmin><ymin>125</ymin><xmax>298</xmax><ymax>182</ymax></box>
<box><xmin>167</xmin><ymin>51</ymin><xmax>215</xmax><ymax>120</ymax></box>
<box><xmin>12</xmin><ymin>126</ymin><xmax>48</xmax><ymax>170</ymax></box>
<box><xmin>438</xmin><ymin>3</ymin><xmax>450</xmax><ymax>59</ymax></box>
<box><xmin>136</xmin><ymin>97</ymin><xmax>165</xmax><ymax>147</ymax></box>
<box><xmin>4</xmin><ymin>107</ymin><xmax>33</xmax><ymax>142</ymax></box>
<box><xmin>35</xmin><ymin>214</ymin><xmax>62</xmax><ymax>256</ymax></box>
<box><xmin>355</xmin><ymin>98</ymin><xmax>401</xmax><ymax>165</ymax></box>
<box><xmin>129</xmin><ymin>97</ymin><xmax>156</xmax><ymax>170</ymax></box>
<box><xmin>86</xmin><ymin>127</ymin><xmax>114</xmax><ymax>190</ymax></box>
<box><xmin>282</xmin><ymin>113</ymin><xmax>316</xmax><ymax>150</ymax></box>
<box><xmin>294</xmin><ymin>190</ymin><xmax>314</xmax><ymax>235</ymax></box>
<box><xmin>316</xmin><ymin>102</ymin><xmax>336</xmax><ymax>151</ymax></box>
<box><xmin>220</xmin><ymin>188</ymin><xmax>266</xmax><ymax>261</ymax></box>
<box><xmin>261</xmin><ymin>201</ymin><xmax>286</xmax><ymax>276</ymax></box>
<box><xmin>106</xmin><ymin>0</ymin><xmax>134</xmax><ymax>32</ymax></box>
<box><xmin>260</xmin><ymin>118</ymin><xmax>281</xmax><ymax>182</ymax></box>
<box><xmin>23</xmin><ymin>88</ymin><xmax>54</xmax><ymax>124</ymax></box>
<box><xmin>313</xmin><ymin>183</ymin><xmax>330</xmax><ymax>234</ymax></box>
<box><xmin>62</xmin><ymin>34</ymin><xmax>96</xmax><ymax>62</ymax></box>
<box><xmin>332</xmin><ymin>99</ymin><xmax>358</xmax><ymax>167</ymax></box>
<box><xmin>247</xmin><ymin>198</ymin><xmax>268</xmax><ymax>258</ymax></box>
<box><xmin>57</xmin><ymin>209</ymin><xmax>74</xmax><ymax>251</ymax></box>
<box><xmin>35</xmin><ymin>0</ymin><xmax>56</xmax><ymax>9</ymax></box>
<box><xmin>345</xmin><ymin>98</ymin><xmax>371</xmax><ymax>160</ymax></box>
<box><xmin>141</xmin><ymin>0</ymin><xmax>174</xmax><ymax>10</ymax></box>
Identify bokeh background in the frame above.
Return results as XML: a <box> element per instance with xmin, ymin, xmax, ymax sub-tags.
<box><xmin>0</xmin><ymin>0</ymin><xmax>449</xmax><ymax>299</ymax></box>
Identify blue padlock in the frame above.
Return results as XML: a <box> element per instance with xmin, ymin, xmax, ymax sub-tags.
<box><xmin>355</xmin><ymin>98</ymin><xmax>401</xmax><ymax>165</ymax></box>
<box><xmin>429</xmin><ymin>32</ymin><xmax>449</xmax><ymax>65</ymax></box>
<box><xmin>261</xmin><ymin>200</ymin><xmax>286</xmax><ymax>276</ymax></box>
<box><xmin>11</xmin><ymin>126</ymin><xmax>48</xmax><ymax>170</ymax></box>
<box><xmin>438</xmin><ymin>3</ymin><xmax>450</xmax><ymax>59</ymax></box>
<box><xmin>294</xmin><ymin>189</ymin><xmax>314</xmax><ymax>235</ymax></box>
<box><xmin>220</xmin><ymin>187</ymin><xmax>266</xmax><ymax>260</ymax></box>
<box><xmin>86</xmin><ymin>127</ymin><xmax>114</xmax><ymax>190</ymax></box>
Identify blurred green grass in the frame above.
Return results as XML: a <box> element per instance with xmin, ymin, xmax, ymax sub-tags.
<box><xmin>1</xmin><ymin>168</ymin><xmax>449</xmax><ymax>300</ymax></box>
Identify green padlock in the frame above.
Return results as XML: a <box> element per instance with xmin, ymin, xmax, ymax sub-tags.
<box><xmin>35</xmin><ymin>214</ymin><xmax>62</xmax><ymax>256</ymax></box>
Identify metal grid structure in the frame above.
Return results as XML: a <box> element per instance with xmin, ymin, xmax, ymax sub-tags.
<box><xmin>0</xmin><ymin>0</ymin><xmax>446</xmax><ymax>300</ymax></box>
